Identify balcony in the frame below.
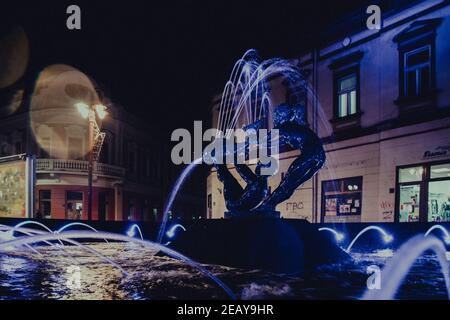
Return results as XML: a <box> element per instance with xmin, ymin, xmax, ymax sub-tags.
<box><xmin>36</xmin><ymin>158</ymin><xmax>126</xmax><ymax>178</ymax></box>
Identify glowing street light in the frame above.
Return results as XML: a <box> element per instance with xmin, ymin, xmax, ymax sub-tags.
<box><xmin>75</xmin><ymin>102</ymin><xmax>90</xmax><ymax>118</ymax></box>
<box><xmin>74</xmin><ymin>102</ymin><xmax>108</xmax><ymax>221</ymax></box>
<box><xmin>94</xmin><ymin>104</ymin><xmax>108</xmax><ymax>120</ymax></box>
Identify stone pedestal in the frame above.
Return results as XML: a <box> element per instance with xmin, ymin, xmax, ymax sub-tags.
<box><xmin>168</xmin><ymin>216</ymin><xmax>350</xmax><ymax>274</ymax></box>
<box><xmin>224</xmin><ymin>210</ymin><xmax>280</xmax><ymax>219</ymax></box>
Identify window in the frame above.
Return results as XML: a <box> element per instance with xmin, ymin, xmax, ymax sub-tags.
<box><xmin>399</xmin><ymin>166</ymin><xmax>424</xmax><ymax>183</ymax></box>
<box><xmin>66</xmin><ymin>191</ymin><xmax>83</xmax><ymax>220</ymax></box>
<box><xmin>396</xmin><ymin>162</ymin><xmax>450</xmax><ymax>222</ymax></box>
<box><xmin>398</xmin><ymin>165</ymin><xmax>424</xmax><ymax>222</ymax></box>
<box><xmin>329</xmin><ymin>51</ymin><xmax>363</xmax><ymax>126</ymax></box>
<box><xmin>39</xmin><ymin>190</ymin><xmax>52</xmax><ymax>219</ymax></box>
<box><xmin>428</xmin><ymin>163</ymin><xmax>450</xmax><ymax>222</ymax></box>
<box><xmin>404</xmin><ymin>46</ymin><xmax>431</xmax><ymax>97</ymax></box>
<box><xmin>393</xmin><ymin>19</ymin><xmax>441</xmax><ymax>104</ymax></box>
<box><xmin>337</xmin><ymin>74</ymin><xmax>357</xmax><ymax>118</ymax></box>
<box><xmin>321</xmin><ymin>177</ymin><xmax>362</xmax><ymax>220</ymax></box>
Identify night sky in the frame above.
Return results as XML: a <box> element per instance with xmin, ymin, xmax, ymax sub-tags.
<box><xmin>0</xmin><ymin>0</ymin><xmax>382</xmax><ymax>135</ymax></box>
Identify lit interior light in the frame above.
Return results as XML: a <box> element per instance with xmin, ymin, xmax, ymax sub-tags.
<box><xmin>383</xmin><ymin>234</ymin><xmax>393</xmax><ymax>243</ymax></box>
<box><xmin>75</xmin><ymin>102</ymin><xmax>89</xmax><ymax>119</ymax></box>
<box><xmin>348</xmin><ymin>185</ymin><xmax>353</xmax><ymax>190</ymax></box>
<box><xmin>353</xmin><ymin>185</ymin><xmax>358</xmax><ymax>190</ymax></box>
<box><xmin>94</xmin><ymin>104</ymin><xmax>108</xmax><ymax>120</ymax></box>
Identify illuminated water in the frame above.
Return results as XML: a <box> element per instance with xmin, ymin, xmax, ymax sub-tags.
<box><xmin>0</xmin><ymin>242</ymin><xmax>449</xmax><ymax>300</ymax></box>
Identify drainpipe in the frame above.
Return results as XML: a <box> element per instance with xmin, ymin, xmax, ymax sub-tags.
<box><xmin>312</xmin><ymin>48</ymin><xmax>319</xmax><ymax>223</ymax></box>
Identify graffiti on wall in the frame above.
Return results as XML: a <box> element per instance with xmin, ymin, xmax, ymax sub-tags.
<box><xmin>380</xmin><ymin>200</ymin><xmax>393</xmax><ymax>221</ymax></box>
<box><xmin>286</xmin><ymin>201</ymin><xmax>304</xmax><ymax>211</ymax></box>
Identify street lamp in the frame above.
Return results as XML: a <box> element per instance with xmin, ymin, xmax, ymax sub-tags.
<box><xmin>74</xmin><ymin>102</ymin><xmax>108</xmax><ymax>221</ymax></box>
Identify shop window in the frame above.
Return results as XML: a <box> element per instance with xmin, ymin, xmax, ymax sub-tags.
<box><xmin>399</xmin><ymin>166</ymin><xmax>424</xmax><ymax>183</ymax></box>
<box><xmin>428</xmin><ymin>163</ymin><xmax>450</xmax><ymax>222</ymax></box>
<box><xmin>430</xmin><ymin>163</ymin><xmax>450</xmax><ymax>179</ymax></box>
<box><xmin>321</xmin><ymin>177</ymin><xmax>362</xmax><ymax>219</ymax></box>
<box><xmin>66</xmin><ymin>191</ymin><xmax>83</xmax><ymax>220</ymax></box>
<box><xmin>39</xmin><ymin>190</ymin><xmax>52</xmax><ymax>219</ymax></box>
<box><xmin>396</xmin><ymin>161</ymin><xmax>450</xmax><ymax>222</ymax></box>
<box><xmin>399</xmin><ymin>184</ymin><xmax>421</xmax><ymax>222</ymax></box>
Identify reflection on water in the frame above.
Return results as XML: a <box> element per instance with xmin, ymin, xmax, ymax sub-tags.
<box><xmin>0</xmin><ymin>243</ymin><xmax>449</xmax><ymax>300</ymax></box>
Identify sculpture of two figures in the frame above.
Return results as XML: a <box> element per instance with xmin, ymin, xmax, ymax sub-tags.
<box><xmin>213</xmin><ymin>103</ymin><xmax>326</xmax><ymax>217</ymax></box>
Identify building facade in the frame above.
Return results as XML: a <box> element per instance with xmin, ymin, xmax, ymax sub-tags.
<box><xmin>0</xmin><ymin>64</ymin><xmax>165</xmax><ymax>221</ymax></box>
<box><xmin>207</xmin><ymin>0</ymin><xmax>450</xmax><ymax>223</ymax></box>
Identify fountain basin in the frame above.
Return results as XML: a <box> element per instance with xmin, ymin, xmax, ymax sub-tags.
<box><xmin>167</xmin><ymin>217</ymin><xmax>351</xmax><ymax>274</ymax></box>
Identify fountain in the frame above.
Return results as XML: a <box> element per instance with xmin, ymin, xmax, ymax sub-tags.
<box><xmin>424</xmin><ymin>225</ymin><xmax>450</xmax><ymax>244</ymax></box>
<box><xmin>345</xmin><ymin>226</ymin><xmax>394</xmax><ymax>253</ymax></box>
<box><xmin>318</xmin><ymin>227</ymin><xmax>345</xmax><ymax>242</ymax></box>
<box><xmin>56</xmin><ymin>222</ymin><xmax>109</xmax><ymax>243</ymax></box>
<box><xmin>165</xmin><ymin>50</ymin><xmax>349</xmax><ymax>274</ymax></box>
<box><xmin>157</xmin><ymin>157</ymin><xmax>202</xmax><ymax>243</ymax></box>
<box><xmin>127</xmin><ymin>224</ymin><xmax>144</xmax><ymax>240</ymax></box>
<box><xmin>362</xmin><ymin>234</ymin><xmax>450</xmax><ymax>300</ymax></box>
<box><xmin>0</xmin><ymin>229</ymin><xmax>236</xmax><ymax>299</ymax></box>
<box><xmin>166</xmin><ymin>224</ymin><xmax>186</xmax><ymax>239</ymax></box>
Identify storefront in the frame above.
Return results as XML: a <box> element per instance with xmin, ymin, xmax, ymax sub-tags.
<box><xmin>396</xmin><ymin>160</ymin><xmax>450</xmax><ymax>222</ymax></box>
<box><xmin>321</xmin><ymin>176</ymin><xmax>363</xmax><ymax>221</ymax></box>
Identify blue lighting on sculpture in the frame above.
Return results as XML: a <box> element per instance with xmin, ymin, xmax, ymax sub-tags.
<box><xmin>211</xmin><ymin>49</ymin><xmax>326</xmax><ymax>216</ymax></box>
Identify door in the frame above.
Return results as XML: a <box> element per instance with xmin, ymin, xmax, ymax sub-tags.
<box><xmin>98</xmin><ymin>192</ymin><xmax>107</xmax><ymax>221</ymax></box>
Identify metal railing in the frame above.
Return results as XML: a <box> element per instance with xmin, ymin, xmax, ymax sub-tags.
<box><xmin>36</xmin><ymin>158</ymin><xmax>125</xmax><ymax>178</ymax></box>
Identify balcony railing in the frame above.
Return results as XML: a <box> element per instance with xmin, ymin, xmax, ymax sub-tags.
<box><xmin>36</xmin><ymin>158</ymin><xmax>126</xmax><ymax>178</ymax></box>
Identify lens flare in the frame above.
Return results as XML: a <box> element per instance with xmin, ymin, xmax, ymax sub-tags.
<box><xmin>29</xmin><ymin>64</ymin><xmax>101</xmax><ymax>159</ymax></box>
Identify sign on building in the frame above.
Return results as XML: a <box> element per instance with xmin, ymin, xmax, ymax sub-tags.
<box><xmin>0</xmin><ymin>154</ymin><xmax>35</xmax><ymax>218</ymax></box>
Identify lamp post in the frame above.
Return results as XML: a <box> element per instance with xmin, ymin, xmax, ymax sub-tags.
<box><xmin>75</xmin><ymin>102</ymin><xmax>107</xmax><ymax>221</ymax></box>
